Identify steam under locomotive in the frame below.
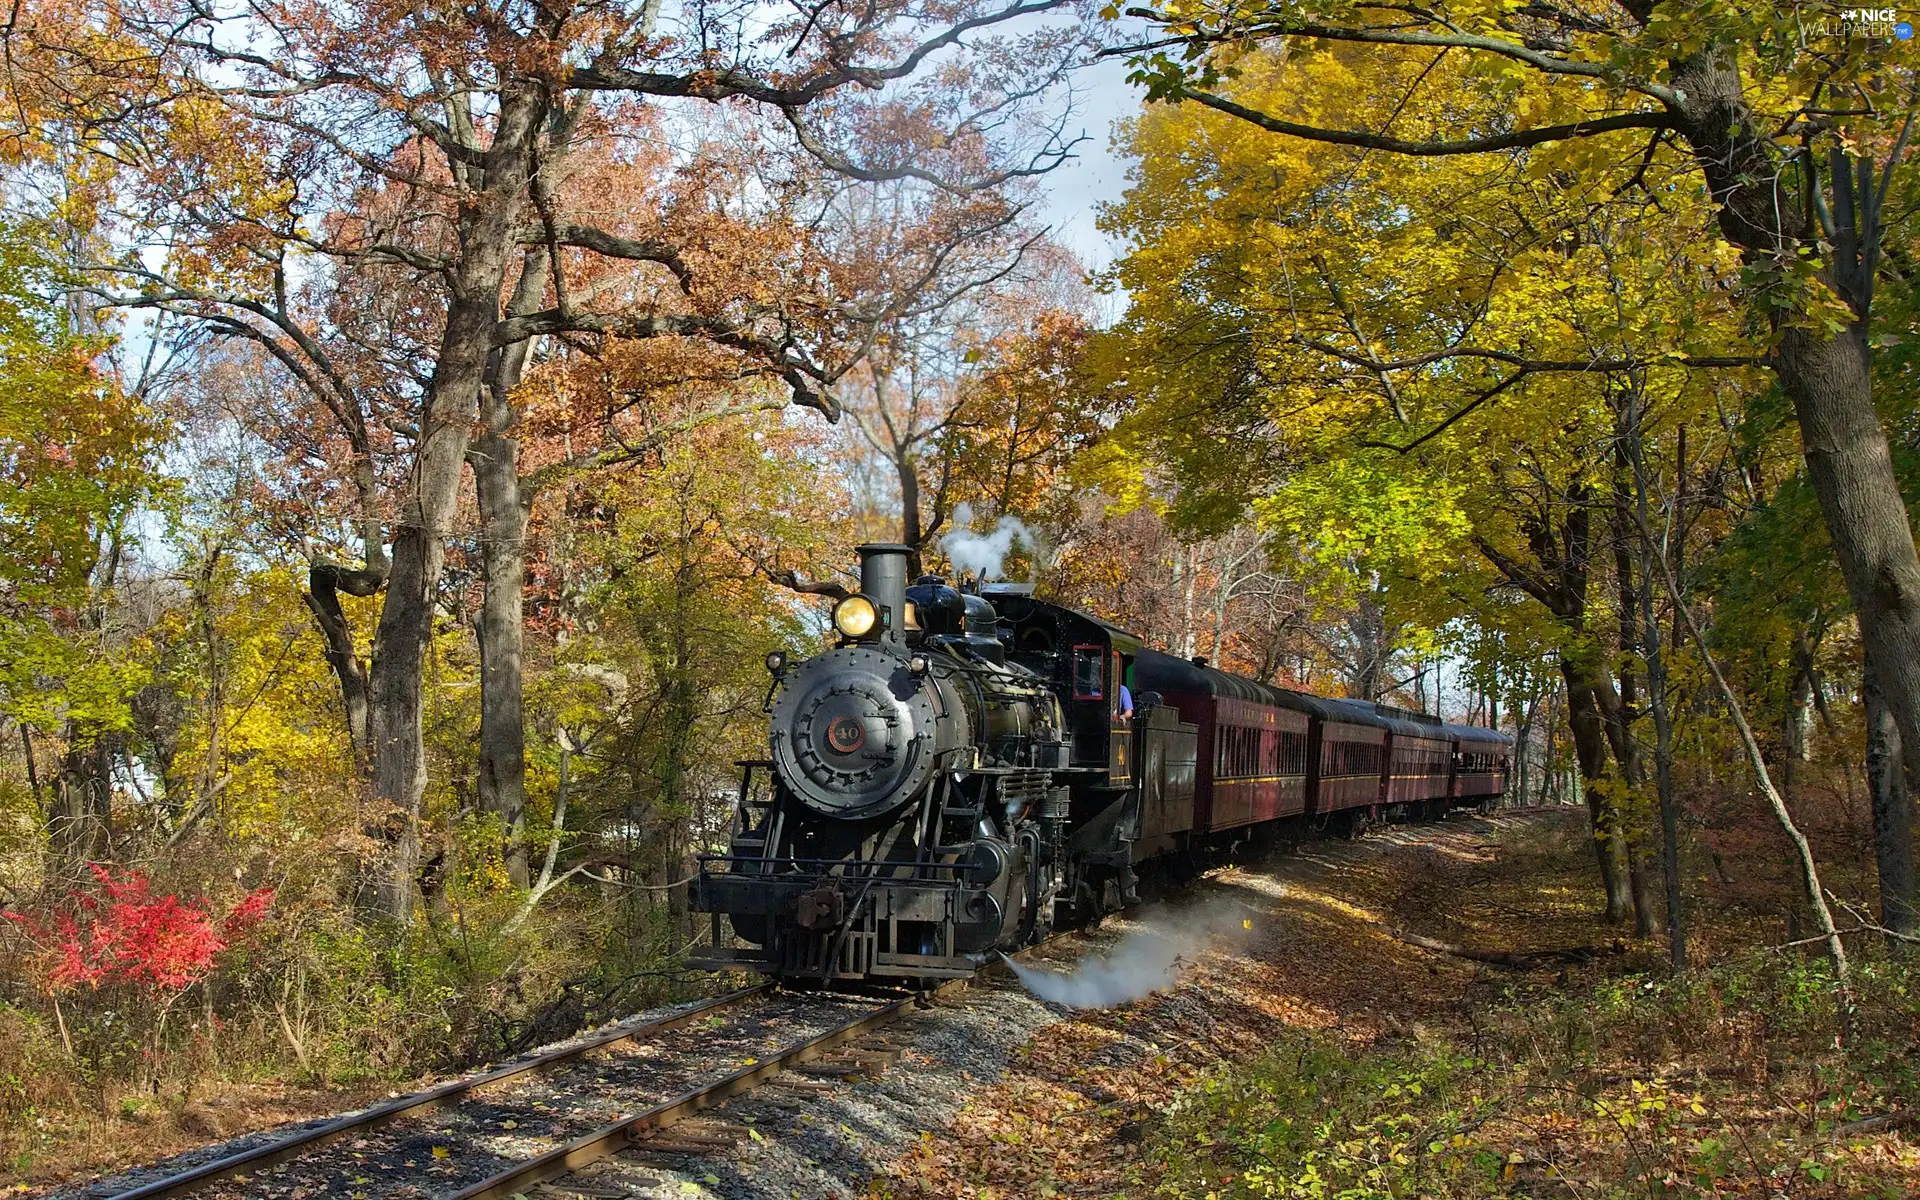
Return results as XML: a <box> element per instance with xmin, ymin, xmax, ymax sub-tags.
<box><xmin>691</xmin><ymin>543</ymin><xmax>1513</xmax><ymax>984</ymax></box>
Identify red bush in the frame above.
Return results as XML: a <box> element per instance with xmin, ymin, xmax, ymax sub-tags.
<box><xmin>4</xmin><ymin>866</ymin><xmax>274</xmax><ymax>994</ymax></box>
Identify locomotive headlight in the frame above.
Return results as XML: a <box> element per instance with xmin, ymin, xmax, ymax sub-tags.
<box><xmin>832</xmin><ymin>594</ymin><xmax>878</xmax><ymax>638</ymax></box>
<box><xmin>764</xmin><ymin>650</ymin><xmax>787</xmax><ymax>675</ymax></box>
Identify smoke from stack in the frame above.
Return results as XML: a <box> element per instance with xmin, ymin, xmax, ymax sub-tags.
<box><xmin>941</xmin><ymin>503</ymin><xmax>1036</xmax><ymax>581</ymax></box>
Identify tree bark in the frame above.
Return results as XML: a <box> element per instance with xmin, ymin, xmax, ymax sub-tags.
<box><xmin>1347</xmin><ymin>588</ymin><xmax>1386</xmax><ymax>700</ymax></box>
<box><xmin>1543</xmin><ymin>680</ymin><xmax>1562</xmax><ymax>806</ymax></box>
<box><xmin>470</xmin><ymin>247</ymin><xmax>549</xmax><ymax>890</ymax></box>
<box><xmin>196</xmin><ymin>548</ymin><xmax>225</xmax><ymax>811</ymax></box>
<box><xmin>1562</xmin><ymin>667</ymin><xmax>1634</xmax><ymax>922</ymax></box>
<box><xmin>303</xmin><ymin>561</ymin><xmax>381</xmax><ymax>757</ymax></box>
<box><xmin>1866</xmin><ymin>661</ymin><xmax>1917</xmax><ymax>938</ymax></box>
<box><xmin>1474</xmin><ymin>483</ymin><xmax>1640</xmax><ymax>918</ymax></box>
<box><xmin>1775</xmin><ymin>327</ymin><xmax>1920</xmax><ymax>791</ymax></box>
<box><xmin>48</xmin><ymin>731</ymin><xmax>113</xmax><ymax>871</ymax></box>
<box><xmin>1663</xmin><ymin>51</ymin><xmax>1920</xmax><ymax>800</ymax></box>
<box><xmin>1646</xmin><ymin>561</ymin><xmax>1685</xmax><ymax>968</ymax></box>
<box><xmin>48</xmin><ymin>531</ymin><xmax>122</xmax><ymax>873</ymax></box>
<box><xmin>367</xmin><ymin>86</ymin><xmax>547</xmax><ymax>924</ymax></box>
<box><xmin>473</xmin><ymin>440</ymin><xmax>531</xmax><ymax>888</ymax></box>
<box><xmin>1621</xmin><ymin>385</ymin><xmax>1687</xmax><ymax>968</ymax></box>
<box><xmin>898</xmin><ymin>426</ymin><xmax>925</xmax><ymax>569</ymax></box>
<box><xmin>1610</xmin><ymin>414</ymin><xmax>1659</xmax><ymax>937</ymax></box>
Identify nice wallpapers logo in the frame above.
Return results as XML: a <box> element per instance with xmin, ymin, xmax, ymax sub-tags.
<box><xmin>1830</xmin><ymin>7</ymin><xmax>1915</xmax><ymax>38</ymax></box>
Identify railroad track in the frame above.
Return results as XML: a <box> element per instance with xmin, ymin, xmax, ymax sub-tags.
<box><xmin>93</xmin><ymin>982</ymin><xmax>945</xmax><ymax>1200</ymax></box>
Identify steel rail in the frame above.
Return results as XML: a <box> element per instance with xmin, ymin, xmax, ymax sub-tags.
<box><xmin>449</xmin><ymin>982</ymin><xmax>961</xmax><ymax>1200</ymax></box>
<box><xmin>109</xmin><ymin>983</ymin><xmax>774</xmax><ymax>1200</ymax></box>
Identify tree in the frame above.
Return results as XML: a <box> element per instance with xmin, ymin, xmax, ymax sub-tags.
<box><xmin>11</xmin><ymin>0</ymin><xmax>1090</xmax><ymax>918</ymax></box>
<box><xmin>1087</xmin><ymin>45</ymin><xmax>1779</xmax><ymax>926</ymax></box>
<box><xmin>0</xmin><ymin>225</ymin><xmax>158</xmax><ymax>876</ymax></box>
<box><xmin>529</xmin><ymin>413</ymin><xmax>840</xmax><ymax>939</ymax></box>
<box><xmin>1113</xmin><ymin>0</ymin><xmax>1920</xmax><ymax>834</ymax></box>
<box><xmin>831</xmin><ymin>211</ymin><xmax>1098</xmax><ymax>571</ymax></box>
<box><xmin>946</xmin><ymin>302</ymin><xmax>1110</xmax><ymax>521</ymax></box>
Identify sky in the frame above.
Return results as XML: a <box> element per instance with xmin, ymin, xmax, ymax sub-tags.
<box><xmin>1033</xmin><ymin>55</ymin><xmax>1147</xmax><ymax>282</ymax></box>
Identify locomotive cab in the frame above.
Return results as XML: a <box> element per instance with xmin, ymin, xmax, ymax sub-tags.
<box><xmin>985</xmin><ymin>585</ymin><xmax>1139</xmax><ymax>786</ymax></box>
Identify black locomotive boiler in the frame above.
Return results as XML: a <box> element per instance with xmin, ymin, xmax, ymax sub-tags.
<box><xmin>691</xmin><ymin>543</ymin><xmax>1512</xmax><ymax>984</ymax></box>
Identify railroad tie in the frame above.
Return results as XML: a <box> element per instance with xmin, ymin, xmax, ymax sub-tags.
<box><xmin>789</xmin><ymin>1061</ymin><xmax>865</xmax><ymax>1079</ymax></box>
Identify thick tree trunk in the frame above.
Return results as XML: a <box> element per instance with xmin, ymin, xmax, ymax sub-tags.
<box><xmin>368</xmin><ymin>524</ymin><xmax>440</xmax><ymax>921</ymax></box>
<box><xmin>471</xmin><ymin>250</ymin><xmax>548</xmax><ymax>890</ymax></box>
<box><xmin>367</xmin><ymin>89</ymin><xmax>546</xmax><ymax>924</ymax></box>
<box><xmin>898</xmin><ymin>447</ymin><xmax>925</xmax><ymax>573</ymax></box>
<box><xmin>474</xmin><ymin>444</ymin><xmax>530</xmax><ymax>887</ymax></box>
<box><xmin>1609</xmin><ymin>439</ymin><xmax>1659</xmax><ymax>937</ymax></box>
<box><xmin>1589</xmin><ymin>663</ymin><xmax>1656</xmax><ymax>932</ymax></box>
<box><xmin>1665</xmin><ymin>50</ymin><xmax>1920</xmax><ymax>799</ymax></box>
<box><xmin>1775</xmin><ymin>327</ymin><xmax>1920</xmax><ymax>792</ymax></box>
<box><xmin>1348</xmin><ymin>589</ymin><xmax>1386</xmax><ymax>700</ymax></box>
<box><xmin>1865</xmin><ymin>662</ymin><xmax>1917</xmax><ymax>938</ymax></box>
<box><xmin>48</xmin><ymin>730</ymin><xmax>113</xmax><ymax>871</ymax></box>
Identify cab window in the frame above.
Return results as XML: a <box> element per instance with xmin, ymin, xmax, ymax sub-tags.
<box><xmin>1072</xmin><ymin>645</ymin><xmax>1104</xmax><ymax>699</ymax></box>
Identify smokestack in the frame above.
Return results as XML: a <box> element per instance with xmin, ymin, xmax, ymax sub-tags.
<box><xmin>857</xmin><ymin>543</ymin><xmax>911</xmax><ymax>646</ymax></box>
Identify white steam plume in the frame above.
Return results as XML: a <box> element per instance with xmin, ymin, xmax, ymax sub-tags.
<box><xmin>1003</xmin><ymin>929</ymin><xmax>1184</xmax><ymax>1008</ymax></box>
<box><xmin>1002</xmin><ymin>898</ymin><xmax>1256</xmax><ymax>1010</ymax></box>
<box><xmin>941</xmin><ymin>503</ymin><xmax>1035</xmax><ymax>581</ymax></box>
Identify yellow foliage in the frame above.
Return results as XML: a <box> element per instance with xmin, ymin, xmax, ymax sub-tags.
<box><xmin>168</xmin><ymin>567</ymin><xmax>357</xmax><ymax>842</ymax></box>
<box><xmin>1091</xmin><ymin>42</ymin><xmax>1763</xmax><ymax>668</ymax></box>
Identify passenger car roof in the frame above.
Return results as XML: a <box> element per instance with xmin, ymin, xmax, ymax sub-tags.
<box><xmin>1135</xmin><ymin>649</ymin><xmax>1396</xmax><ymax>728</ymax></box>
<box><xmin>1443</xmin><ymin>721</ymin><xmax>1516</xmax><ymax>747</ymax></box>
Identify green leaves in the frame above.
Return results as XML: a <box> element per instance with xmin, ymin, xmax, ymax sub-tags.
<box><xmin>0</xmin><ymin>222</ymin><xmax>160</xmax><ymax>737</ymax></box>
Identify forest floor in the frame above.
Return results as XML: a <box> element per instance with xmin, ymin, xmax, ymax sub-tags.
<box><xmin>862</xmin><ymin>808</ymin><xmax>1920</xmax><ymax>1200</ymax></box>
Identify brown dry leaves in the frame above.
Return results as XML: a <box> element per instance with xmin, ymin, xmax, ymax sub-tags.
<box><xmin>870</xmin><ymin>813</ymin><xmax>1920</xmax><ymax>1199</ymax></box>
<box><xmin>866</xmin><ymin>818</ymin><xmax>1550</xmax><ymax>1198</ymax></box>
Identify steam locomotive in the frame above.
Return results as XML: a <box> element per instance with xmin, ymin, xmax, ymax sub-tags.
<box><xmin>691</xmin><ymin>544</ymin><xmax>1512</xmax><ymax>984</ymax></box>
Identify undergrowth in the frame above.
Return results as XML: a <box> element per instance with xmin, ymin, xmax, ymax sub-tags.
<box><xmin>1149</xmin><ymin>951</ymin><xmax>1920</xmax><ymax>1199</ymax></box>
<box><xmin>0</xmin><ymin>865</ymin><xmax>702</xmax><ymax>1186</ymax></box>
